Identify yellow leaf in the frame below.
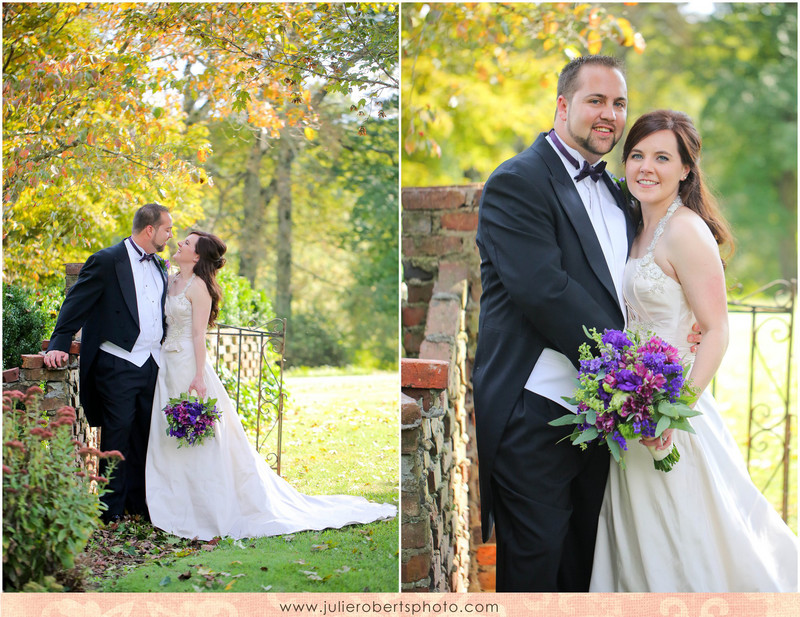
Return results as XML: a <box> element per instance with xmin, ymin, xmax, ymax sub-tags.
<box><xmin>303</xmin><ymin>127</ymin><xmax>317</xmax><ymax>141</ymax></box>
<box><xmin>616</xmin><ymin>17</ymin><xmax>634</xmax><ymax>46</ymax></box>
<box><xmin>198</xmin><ymin>149</ymin><xmax>207</xmax><ymax>163</ymax></box>
<box><xmin>587</xmin><ymin>30</ymin><xmax>602</xmax><ymax>54</ymax></box>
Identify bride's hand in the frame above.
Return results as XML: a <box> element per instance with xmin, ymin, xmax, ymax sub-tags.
<box><xmin>640</xmin><ymin>428</ymin><xmax>675</xmax><ymax>451</ymax></box>
<box><xmin>189</xmin><ymin>376</ymin><xmax>207</xmax><ymax>400</ymax></box>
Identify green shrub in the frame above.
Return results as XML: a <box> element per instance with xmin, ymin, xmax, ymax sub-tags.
<box><xmin>285</xmin><ymin>312</ymin><xmax>350</xmax><ymax>369</ymax></box>
<box><xmin>2</xmin><ymin>283</ymin><xmax>51</xmax><ymax>369</ymax></box>
<box><xmin>217</xmin><ymin>268</ymin><xmax>274</xmax><ymax>328</ymax></box>
<box><xmin>2</xmin><ymin>387</ymin><xmax>121</xmax><ymax>591</ymax></box>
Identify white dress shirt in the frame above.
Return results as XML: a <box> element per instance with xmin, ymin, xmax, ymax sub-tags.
<box><xmin>524</xmin><ymin>134</ymin><xmax>628</xmax><ymax>411</ymax></box>
<box><xmin>99</xmin><ymin>238</ymin><xmax>164</xmax><ymax>367</ymax></box>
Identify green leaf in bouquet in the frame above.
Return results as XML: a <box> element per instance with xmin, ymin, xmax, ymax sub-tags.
<box><xmin>561</xmin><ymin>395</ymin><xmax>578</xmax><ymax>405</ymax></box>
<box><xmin>573</xmin><ymin>426</ymin><xmax>598</xmax><ymax>445</ymax></box>
<box><xmin>585</xmin><ymin>409</ymin><xmax>597</xmax><ymax>426</ymax></box>
<box><xmin>548</xmin><ymin>413</ymin><xmax>584</xmax><ymax>427</ymax></box>
<box><xmin>671</xmin><ymin>402</ymin><xmax>702</xmax><ymax>419</ymax></box>
<box><xmin>656</xmin><ymin>401</ymin><xmax>683</xmax><ymax>419</ymax></box>
<box><xmin>605</xmin><ymin>434</ymin><xmax>622</xmax><ymax>464</ymax></box>
<box><xmin>654</xmin><ymin>414</ymin><xmax>672</xmax><ymax>437</ymax></box>
<box><xmin>669</xmin><ymin>417</ymin><xmax>696</xmax><ymax>434</ymax></box>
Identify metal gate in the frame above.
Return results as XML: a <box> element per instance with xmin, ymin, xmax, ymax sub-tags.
<box><xmin>717</xmin><ymin>279</ymin><xmax>796</xmax><ymax>523</ymax></box>
<box><xmin>206</xmin><ymin>318</ymin><xmax>287</xmax><ymax>475</ymax></box>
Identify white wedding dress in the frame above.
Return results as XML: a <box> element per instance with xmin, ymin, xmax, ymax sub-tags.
<box><xmin>590</xmin><ymin>199</ymin><xmax>798</xmax><ymax>592</ymax></box>
<box><xmin>145</xmin><ymin>275</ymin><xmax>396</xmax><ymax>540</ymax></box>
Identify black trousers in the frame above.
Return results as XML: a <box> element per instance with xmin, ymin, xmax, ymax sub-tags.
<box><xmin>94</xmin><ymin>350</ymin><xmax>158</xmax><ymax>521</ymax></box>
<box><xmin>491</xmin><ymin>390</ymin><xmax>610</xmax><ymax>592</ymax></box>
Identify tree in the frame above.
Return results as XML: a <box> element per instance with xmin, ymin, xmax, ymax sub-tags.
<box><xmin>2</xmin><ymin>3</ymin><xmax>208</xmax><ymax>284</ymax></box>
<box><xmin>4</xmin><ymin>3</ymin><xmax>400</xmax><ymax>368</ymax></box>
<box><xmin>401</xmin><ymin>2</ymin><xmax>645</xmax><ymax>185</ymax></box>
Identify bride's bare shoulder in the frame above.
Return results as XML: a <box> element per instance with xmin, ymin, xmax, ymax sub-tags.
<box><xmin>665</xmin><ymin>206</ymin><xmax>717</xmax><ymax>248</ymax></box>
<box><xmin>185</xmin><ymin>274</ymin><xmax>211</xmax><ymax>301</ymax></box>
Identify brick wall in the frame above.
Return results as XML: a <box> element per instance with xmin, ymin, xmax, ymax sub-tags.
<box><xmin>3</xmin><ymin>343</ymin><xmax>101</xmax><ymax>473</ymax></box>
<box><xmin>401</xmin><ymin>184</ymin><xmax>489</xmax><ymax>592</ymax></box>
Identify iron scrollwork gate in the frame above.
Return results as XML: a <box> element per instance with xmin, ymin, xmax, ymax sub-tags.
<box><xmin>720</xmin><ymin>279</ymin><xmax>796</xmax><ymax>523</ymax></box>
<box><xmin>206</xmin><ymin>318</ymin><xmax>287</xmax><ymax>475</ymax></box>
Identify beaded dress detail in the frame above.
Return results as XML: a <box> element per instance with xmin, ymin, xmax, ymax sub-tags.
<box><xmin>589</xmin><ymin>197</ymin><xmax>797</xmax><ymax>592</ymax></box>
<box><xmin>146</xmin><ymin>275</ymin><xmax>396</xmax><ymax>540</ymax></box>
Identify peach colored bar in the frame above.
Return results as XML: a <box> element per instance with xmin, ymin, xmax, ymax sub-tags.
<box><xmin>2</xmin><ymin>593</ymin><xmax>800</xmax><ymax>617</ymax></box>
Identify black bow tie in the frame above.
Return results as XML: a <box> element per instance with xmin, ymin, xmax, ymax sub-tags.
<box><xmin>574</xmin><ymin>159</ymin><xmax>607</xmax><ymax>183</ymax></box>
<box><xmin>128</xmin><ymin>237</ymin><xmax>155</xmax><ymax>262</ymax></box>
<box><xmin>549</xmin><ymin>129</ymin><xmax>606</xmax><ymax>183</ymax></box>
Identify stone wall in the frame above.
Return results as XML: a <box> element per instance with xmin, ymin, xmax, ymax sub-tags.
<box><xmin>401</xmin><ymin>184</ymin><xmax>495</xmax><ymax>592</ymax></box>
<box><xmin>3</xmin><ymin>342</ymin><xmax>101</xmax><ymax>472</ymax></box>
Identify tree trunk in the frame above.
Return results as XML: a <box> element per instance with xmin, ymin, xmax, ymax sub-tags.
<box><xmin>275</xmin><ymin>130</ymin><xmax>295</xmax><ymax>322</ymax></box>
<box><xmin>239</xmin><ymin>133</ymin><xmax>268</xmax><ymax>285</ymax></box>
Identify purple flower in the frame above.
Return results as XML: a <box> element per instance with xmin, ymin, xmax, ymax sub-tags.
<box><xmin>602</xmin><ymin>329</ymin><xmax>633</xmax><ymax>351</ymax></box>
<box><xmin>579</xmin><ymin>357</ymin><xmax>603</xmax><ymax>374</ymax></box>
<box><xmin>595</xmin><ymin>413</ymin><xmax>616</xmax><ymax>434</ymax></box>
<box><xmin>615</xmin><ymin>369</ymin><xmax>641</xmax><ymax>392</ymax></box>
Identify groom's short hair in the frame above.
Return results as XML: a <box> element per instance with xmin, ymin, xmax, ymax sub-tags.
<box><xmin>132</xmin><ymin>203</ymin><xmax>169</xmax><ymax>233</ymax></box>
<box><xmin>557</xmin><ymin>55</ymin><xmax>626</xmax><ymax>103</ymax></box>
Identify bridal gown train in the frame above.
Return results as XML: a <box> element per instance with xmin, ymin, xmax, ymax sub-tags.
<box><xmin>590</xmin><ymin>199</ymin><xmax>798</xmax><ymax>592</ymax></box>
<box><xmin>145</xmin><ymin>276</ymin><xmax>396</xmax><ymax>541</ymax></box>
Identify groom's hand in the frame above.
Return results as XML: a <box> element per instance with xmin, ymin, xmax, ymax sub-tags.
<box><xmin>43</xmin><ymin>350</ymin><xmax>69</xmax><ymax>369</ymax></box>
<box><xmin>688</xmin><ymin>322</ymin><xmax>702</xmax><ymax>353</ymax></box>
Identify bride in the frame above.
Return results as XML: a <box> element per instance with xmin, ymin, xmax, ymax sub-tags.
<box><xmin>589</xmin><ymin>110</ymin><xmax>797</xmax><ymax>592</ymax></box>
<box><xmin>145</xmin><ymin>230</ymin><xmax>396</xmax><ymax>540</ymax></box>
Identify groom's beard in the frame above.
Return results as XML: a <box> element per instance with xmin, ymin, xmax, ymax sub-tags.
<box><xmin>568</xmin><ymin>124</ymin><xmax>620</xmax><ymax>158</ymax></box>
<box><xmin>153</xmin><ymin>241</ymin><xmax>167</xmax><ymax>253</ymax></box>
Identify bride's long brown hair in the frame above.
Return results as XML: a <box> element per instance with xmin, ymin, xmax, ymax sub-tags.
<box><xmin>189</xmin><ymin>230</ymin><xmax>227</xmax><ymax>326</ymax></box>
<box><xmin>622</xmin><ymin>109</ymin><xmax>735</xmax><ymax>262</ymax></box>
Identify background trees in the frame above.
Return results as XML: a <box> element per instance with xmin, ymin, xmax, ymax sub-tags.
<box><xmin>401</xmin><ymin>2</ymin><xmax>797</xmax><ymax>291</ymax></box>
<box><xmin>3</xmin><ymin>2</ymin><xmax>398</xmax><ymax>369</ymax></box>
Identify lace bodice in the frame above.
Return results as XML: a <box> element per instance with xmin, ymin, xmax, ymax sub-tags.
<box><xmin>162</xmin><ymin>274</ymin><xmax>196</xmax><ymax>352</ymax></box>
<box><xmin>623</xmin><ymin>197</ymin><xmax>695</xmax><ymax>360</ymax></box>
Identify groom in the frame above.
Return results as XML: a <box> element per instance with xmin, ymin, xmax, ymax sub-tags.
<box><xmin>44</xmin><ymin>203</ymin><xmax>173</xmax><ymax>523</ymax></box>
<box><xmin>473</xmin><ymin>55</ymin><xmax>635</xmax><ymax>591</ymax></box>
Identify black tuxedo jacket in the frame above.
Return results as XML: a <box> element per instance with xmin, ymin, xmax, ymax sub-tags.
<box><xmin>473</xmin><ymin>132</ymin><xmax>636</xmax><ymax>537</ymax></box>
<box><xmin>48</xmin><ymin>240</ymin><xmax>168</xmax><ymax>426</ymax></box>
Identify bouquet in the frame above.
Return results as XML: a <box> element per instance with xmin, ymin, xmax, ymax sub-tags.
<box><xmin>549</xmin><ymin>327</ymin><xmax>700</xmax><ymax>472</ymax></box>
<box><xmin>163</xmin><ymin>394</ymin><xmax>221</xmax><ymax>447</ymax></box>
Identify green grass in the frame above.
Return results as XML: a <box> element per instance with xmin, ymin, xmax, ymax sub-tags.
<box><xmin>99</xmin><ymin>522</ymin><xmax>397</xmax><ymax>593</ymax></box>
<box><xmin>713</xmin><ymin>312</ymin><xmax>797</xmax><ymax>530</ymax></box>
<box><xmin>99</xmin><ymin>372</ymin><xmax>399</xmax><ymax>592</ymax></box>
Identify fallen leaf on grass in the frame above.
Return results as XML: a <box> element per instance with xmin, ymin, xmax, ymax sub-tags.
<box><xmin>310</xmin><ymin>544</ymin><xmax>328</xmax><ymax>552</ymax></box>
<box><xmin>159</xmin><ymin>576</ymin><xmax>171</xmax><ymax>587</ymax></box>
<box><xmin>261</xmin><ymin>585</ymin><xmax>273</xmax><ymax>591</ymax></box>
<box><xmin>334</xmin><ymin>566</ymin><xmax>351</xmax><ymax>574</ymax></box>
<box><xmin>260</xmin><ymin>566</ymin><xmax>270</xmax><ymax>571</ymax></box>
<box><xmin>178</xmin><ymin>571</ymin><xmax>192</xmax><ymax>581</ymax></box>
<box><xmin>224</xmin><ymin>580</ymin><xmax>236</xmax><ymax>591</ymax></box>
